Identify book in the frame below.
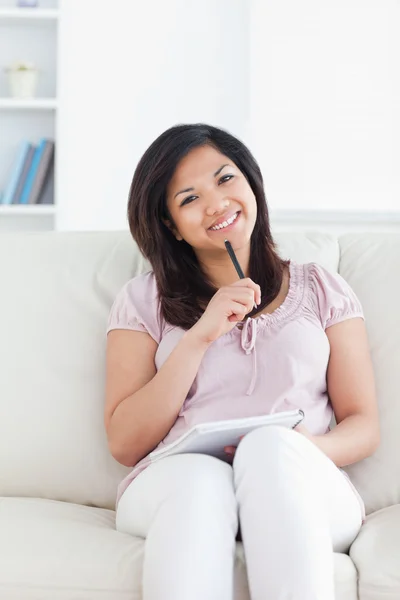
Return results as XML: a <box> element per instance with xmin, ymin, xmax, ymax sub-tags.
<box><xmin>28</xmin><ymin>140</ymin><xmax>55</xmax><ymax>204</ymax></box>
<box><xmin>37</xmin><ymin>160</ymin><xmax>54</xmax><ymax>204</ymax></box>
<box><xmin>1</xmin><ymin>141</ymin><xmax>31</xmax><ymax>205</ymax></box>
<box><xmin>148</xmin><ymin>409</ymin><xmax>305</xmax><ymax>464</ymax></box>
<box><xmin>19</xmin><ymin>138</ymin><xmax>47</xmax><ymax>205</ymax></box>
<box><xmin>12</xmin><ymin>144</ymin><xmax>35</xmax><ymax>204</ymax></box>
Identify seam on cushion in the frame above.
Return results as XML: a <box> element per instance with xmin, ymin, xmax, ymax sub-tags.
<box><xmin>337</xmin><ymin>238</ymin><xmax>343</xmax><ymax>275</ymax></box>
<box><xmin>0</xmin><ymin>582</ymin><xmax>139</xmax><ymax>596</ymax></box>
<box><xmin>358</xmin><ymin>584</ymin><xmax>400</xmax><ymax>596</ymax></box>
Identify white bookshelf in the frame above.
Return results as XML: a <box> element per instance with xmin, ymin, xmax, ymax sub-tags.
<box><xmin>0</xmin><ymin>97</ymin><xmax>57</xmax><ymax>109</ymax></box>
<box><xmin>0</xmin><ymin>203</ymin><xmax>55</xmax><ymax>215</ymax></box>
<box><xmin>0</xmin><ymin>7</ymin><xmax>58</xmax><ymax>21</ymax></box>
<box><xmin>0</xmin><ymin>1</ymin><xmax>59</xmax><ymax>232</ymax></box>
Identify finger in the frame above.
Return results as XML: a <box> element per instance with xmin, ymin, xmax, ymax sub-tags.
<box><xmin>229</xmin><ymin>283</ymin><xmax>259</xmax><ymax>308</ymax></box>
<box><xmin>294</xmin><ymin>424</ymin><xmax>306</xmax><ymax>432</ymax></box>
<box><xmin>227</xmin><ymin>300</ymin><xmax>250</xmax><ymax>322</ymax></box>
<box><xmin>221</xmin><ymin>289</ymin><xmax>256</xmax><ymax>314</ymax></box>
<box><xmin>294</xmin><ymin>424</ymin><xmax>310</xmax><ymax>437</ymax></box>
<box><xmin>231</xmin><ymin>278</ymin><xmax>261</xmax><ymax>305</ymax></box>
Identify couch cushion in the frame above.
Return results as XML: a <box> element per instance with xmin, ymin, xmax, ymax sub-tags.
<box><xmin>234</xmin><ymin>543</ymin><xmax>357</xmax><ymax>600</ymax></box>
<box><xmin>0</xmin><ymin>231</ymin><xmax>341</xmax><ymax>509</ymax></box>
<box><xmin>0</xmin><ymin>496</ymin><xmax>144</xmax><ymax>599</ymax></box>
<box><xmin>339</xmin><ymin>234</ymin><xmax>400</xmax><ymax>514</ymax></box>
<box><xmin>350</xmin><ymin>504</ymin><xmax>400</xmax><ymax>600</ymax></box>
<box><xmin>275</xmin><ymin>230</ymin><xmax>341</xmax><ymax>270</ymax></box>
<box><xmin>0</xmin><ymin>497</ymin><xmax>357</xmax><ymax>600</ymax></box>
<box><xmin>0</xmin><ymin>232</ymin><xmax>148</xmax><ymax>509</ymax></box>
<box><xmin>0</xmin><ymin>230</ymin><xmax>397</xmax><ymax>514</ymax></box>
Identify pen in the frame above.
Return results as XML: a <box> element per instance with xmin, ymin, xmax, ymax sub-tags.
<box><xmin>224</xmin><ymin>239</ymin><xmax>258</xmax><ymax>310</ymax></box>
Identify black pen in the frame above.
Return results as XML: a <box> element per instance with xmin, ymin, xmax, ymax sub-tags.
<box><xmin>224</xmin><ymin>239</ymin><xmax>258</xmax><ymax>310</ymax></box>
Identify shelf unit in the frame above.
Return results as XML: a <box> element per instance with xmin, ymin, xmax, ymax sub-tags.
<box><xmin>0</xmin><ymin>2</ymin><xmax>59</xmax><ymax>232</ymax></box>
<box><xmin>0</xmin><ymin>203</ymin><xmax>56</xmax><ymax>215</ymax></box>
<box><xmin>0</xmin><ymin>7</ymin><xmax>59</xmax><ymax>21</ymax></box>
<box><xmin>0</xmin><ymin>97</ymin><xmax>57</xmax><ymax>109</ymax></box>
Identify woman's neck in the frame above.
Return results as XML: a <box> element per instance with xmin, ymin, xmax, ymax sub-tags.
<box><xmin>197</xmin><ymin>245</ymin><xmax>251</xmax><ymax>289</ymax></box>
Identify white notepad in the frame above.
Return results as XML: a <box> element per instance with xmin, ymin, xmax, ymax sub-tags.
<box><xmin>149</xmin><ymin>409</ymin><xmax>305</xmax><ymax>463</ymax></box>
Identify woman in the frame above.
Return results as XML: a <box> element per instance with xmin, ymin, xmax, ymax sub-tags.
<box><xmin>105</xmin><ymin>123</ymin><xmax>380</xmax><ymax>600</ymax></box>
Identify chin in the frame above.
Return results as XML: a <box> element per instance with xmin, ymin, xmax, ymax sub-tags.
<box><xmin>228</xmin><ymin>231</ymin><xmax>253</xmax><ymax>249</ymax></box>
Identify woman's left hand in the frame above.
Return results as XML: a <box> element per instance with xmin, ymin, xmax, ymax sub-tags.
<box><xmin>295</xmin><ymin>424</ymin><xmax>326</xmax><ymax>454</ymax></box>
<box><xmin>294</xmin><ymin>423</ymin><xmax>315</xmax><ymax>442</ymax></box>
<box><xmin>224</xmin><ymin>436</ymin><xmax>245</xmax><ymax>461</ymax></box>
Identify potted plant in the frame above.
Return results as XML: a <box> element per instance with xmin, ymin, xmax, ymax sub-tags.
<box><xmin>4</xmin><ymin>62</ymin><xmax>39</xmax><ymax>98</ymax></box>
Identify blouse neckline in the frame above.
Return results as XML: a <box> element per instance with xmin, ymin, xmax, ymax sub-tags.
<box><xmin>234</xmin><ymin>260</ymin><xmax>306</xmax><ymax>332</ymax></box>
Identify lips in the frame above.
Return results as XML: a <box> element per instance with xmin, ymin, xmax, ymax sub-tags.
<box><xmin>208</xmin><ymin>211</ymin><xmax>240</xmax><ymax>231</ymax></box>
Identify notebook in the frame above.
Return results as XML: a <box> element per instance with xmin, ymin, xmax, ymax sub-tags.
<box><xmin>149</xmin><ymin>409</ymin><xmax>305</xmax><ymax>463</ymax></box>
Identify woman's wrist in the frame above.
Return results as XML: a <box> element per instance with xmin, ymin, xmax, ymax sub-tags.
<box><xmin>182</xmin><ymin>327</ymin><xmax>213</xmax><ymax>353</ymax></box>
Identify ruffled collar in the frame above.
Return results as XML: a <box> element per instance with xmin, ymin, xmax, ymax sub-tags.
<box><xmin>231</xmin><ymin>260</ymin><xmax>306</xmax><ymax>335</ymax></box>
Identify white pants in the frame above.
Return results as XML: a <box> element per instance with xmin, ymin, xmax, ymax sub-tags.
<box><xmin>116</xmin><ymin>426</ymin><xmax>363</xmax><ymax>600</ymax></box>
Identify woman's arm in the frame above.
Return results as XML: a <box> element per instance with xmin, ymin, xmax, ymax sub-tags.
<box><xmin>297</xmin><ymin>318</ymin><xmax>380</xmax><ymax>467</ymax></box>
<box><xmin>105</xmin><ymin>278</ymin><xmax>261</xmax><ymax>468</ymax></box>
<box><xmin>105</xmin><ymin>329</ymin><xmax>210</xmax><ymax>468</ymax></box>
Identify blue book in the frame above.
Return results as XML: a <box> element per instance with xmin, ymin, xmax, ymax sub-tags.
<box><xmin>19</xmin><ymin>138</ymin><xmax>47</xmax><ymax>205</ymax></box>
<box><xmin>28</xmin><ymin>140</ymin><xmax>55</xmax><ymax>204</ymax></box>
<box><xmin>13</xmin><ymin>144</ymin><xmax>35</xmax><ymax>204</ymax></box>
<box><xmin>1</xmin><ymin>141</ymin><xmax>31</xmax><ymax>205</ymax></box>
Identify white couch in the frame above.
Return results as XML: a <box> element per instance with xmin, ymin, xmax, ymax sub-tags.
<box><xmin>0</xmin><ymin>230</ymin><xmax>399</xmax><ymax>600</ymax></box>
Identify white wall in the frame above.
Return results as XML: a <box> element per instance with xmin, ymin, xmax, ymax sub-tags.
<box><xmin>56</xmin><ymin>0</ymin><xmax>249</xmax><ymax>231</ymax></box>
<box><xmin>250</xmin><ymin>0</ymin><xmax>400</xmax><ymax>213</ymax></box>
<box><xmin>56</xmin><ymin>0</ymin><xmax>399</xmax><ymax>232</ymax></box>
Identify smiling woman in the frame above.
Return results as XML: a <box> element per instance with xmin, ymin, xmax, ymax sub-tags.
<box><xmin>127</xmin><ymin>125</ymin><xmax>285</xmax><ymax>330</ymax></box>
<box><xmin>105</xmin><ymin>123</ymin><xmax>379</xmax><ymax>600</ymax></box>
<box><xmin>165</xmin><ymin>146</ymin><xmax>257</xmax><ymax>253</ymax></box>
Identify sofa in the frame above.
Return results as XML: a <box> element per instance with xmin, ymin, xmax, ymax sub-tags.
<box><xmin>0</xmin><ymin>229</ymin><xmax>399</xmax><ymax>600</ymax></box>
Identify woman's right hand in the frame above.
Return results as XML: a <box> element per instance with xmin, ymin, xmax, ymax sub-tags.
<box><xmin>188</xmin><ymin>278</ymin><xmax>261</xmax><ymax>345</ymax></box>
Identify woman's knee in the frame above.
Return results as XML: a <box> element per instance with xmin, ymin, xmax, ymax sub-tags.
<box><xmin>117</xmin><ymin>454</ymin><xmax>237</xmax><ymax>535</ymax></box>
<box><xmin>160</xmin><ymin>453</ymin><xmax>235</xmax><ymax>503</ymax></box>
<box><xmin>233</xmin><ymin>425</ymin><xmax>301</xmax><ymax>470</ymax></box>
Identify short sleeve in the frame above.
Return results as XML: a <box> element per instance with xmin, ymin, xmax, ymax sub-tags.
<box><xmin>106</xmin><ymin>271</ymin><xmax>161</xmax><ymax>343</ymax></box>
<box><xmin>308</xmin><ymin>263</ymin><xmax>364</xmax><ymax>330</ymax></box>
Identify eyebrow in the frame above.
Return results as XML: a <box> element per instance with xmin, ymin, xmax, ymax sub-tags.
<box><xmin>174</xmin><ymin>164</ymin><xmax>231</xmax><ymax>199</ymax></box>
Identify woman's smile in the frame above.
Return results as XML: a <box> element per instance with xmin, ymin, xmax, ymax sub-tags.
<box><xmin>208</xmin><ymin>210</ymin><xmax>241</xmax><ymax>233</ymax></box>
<box><xmin>166</xmin><ymin>145</ymin><xmax>257</xmax><ymax>253</ymax></box>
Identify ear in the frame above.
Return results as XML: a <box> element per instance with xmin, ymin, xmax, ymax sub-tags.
<box><xmin>163</xmin><ymin>219</ymin><xmax>183</xmax><ymax>241</ymax></box>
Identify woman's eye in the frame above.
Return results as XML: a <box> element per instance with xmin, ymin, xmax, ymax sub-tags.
<box><xmin>181</xmin><ymin>195</ymin><xmax>197</xmax><ymax>206</ymax></box>
<box><xmin>218</xmin><ymin>174</ymin><xmax>234</xmax><ymax>185</ymax></box>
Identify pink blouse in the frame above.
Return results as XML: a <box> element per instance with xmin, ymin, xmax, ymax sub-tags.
<box><xmin>107</xmin><ymin>261</ymin><xmax>365</xmax><ymax>516</ymax></box>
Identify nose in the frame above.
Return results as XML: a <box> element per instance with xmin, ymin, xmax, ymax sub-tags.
<box><xmin>205</xmin><ymin>194</ymin><xmax>230</xmax><ymax>217</ymax></box>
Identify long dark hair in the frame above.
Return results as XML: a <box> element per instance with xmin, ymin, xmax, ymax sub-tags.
<box><xmin>127</xmin><ymin>123</ymin><xmax>286</xmax><ymax>330</ymax></box>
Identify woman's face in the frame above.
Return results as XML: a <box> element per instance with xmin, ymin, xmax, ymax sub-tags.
<box><xmin>166</xmin><ymin>145</ymin><xmax>257</xmax><ymax>253</ymax></box>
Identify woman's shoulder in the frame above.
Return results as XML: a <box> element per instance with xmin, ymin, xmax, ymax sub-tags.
<box><xmin>294</xmin><ymin>261</ymin><xmax>364</xmax><ymax>329</ymax></box>
<box><xmin>120</xmin><ymin>270</ymin><xmax>158</xmax><ymax>301</ymax></box>
<box><xmin>107</xmin><ymin>271</ymin><xmax>162</xmax><ymax>341</ymax></box>
<box><xmin>301</xmin><ymin>261</ymin><xmax>354</xmax><ymax>295</ymax></box>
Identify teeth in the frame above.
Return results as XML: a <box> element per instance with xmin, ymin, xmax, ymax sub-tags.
<box><xmin>210</xmin><ymin>212</ymin><xmax>238</xmax><ymax>231</ymax></box>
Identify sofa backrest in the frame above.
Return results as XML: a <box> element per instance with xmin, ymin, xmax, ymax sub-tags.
<box><xmin>0</xmin><ymin>231</ymin><xmax>398</xmax><ymax>513</ymax></box>
<box><xmin>337</xmin><ymin>234</ymin><xmax>400</xmax><ymax>514</ymax></box>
